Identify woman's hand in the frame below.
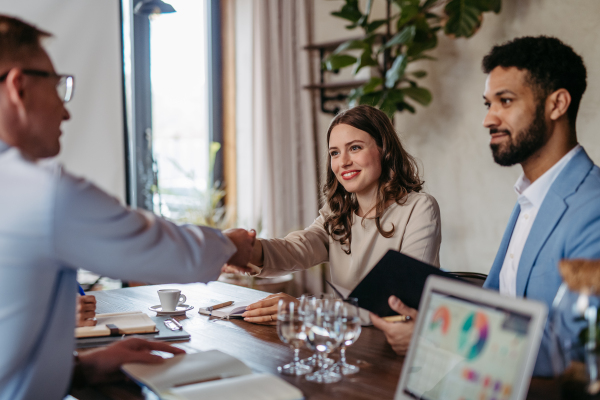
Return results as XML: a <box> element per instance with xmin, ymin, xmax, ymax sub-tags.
<box><xmin>370</xmin><ymin>296</ymin><xmax>418</xmax><ymax>355</ymax></box>
<box><xmin>76</xmin><ymin>295</ymin><xmax>97</xmax><ymax>327</ymax></box>
<box><xmin>242</xmin><ymin>292</ymin><xmax>298</xmax><ymax>325</ymax></box>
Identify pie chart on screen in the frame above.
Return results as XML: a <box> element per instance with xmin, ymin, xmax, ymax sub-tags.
<box><xmin>459</xmin><ymin>312</ymin><xmax>489</xmax><ymax>360</ymax></box>
<box><xmin>429</xmin><ymin>306</ymin><xmax>450</xmax><ymax>334</ymax></box>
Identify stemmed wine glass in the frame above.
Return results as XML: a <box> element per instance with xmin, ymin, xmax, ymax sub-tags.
<box><xmin>305</xmin><ymin>297</ymin><xmax>344</xmax><ymax>383</ymax></box>
<box><xmin>335</xmin><ymin>297</ymin><xmax>362</xmax><ymax>375</ymax></box>
<box><xmin>276</xmin><ymin>299</ymin><xmax>312</xmax><ymax>375</ymax></box>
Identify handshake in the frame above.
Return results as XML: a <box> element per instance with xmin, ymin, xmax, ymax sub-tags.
<box><xmin>222</xmin><ymin>228</ymin><xmax>262</xmax><ymax>275</ymax></box>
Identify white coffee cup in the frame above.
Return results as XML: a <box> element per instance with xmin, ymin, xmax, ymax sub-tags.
<box><xmin>157</xmin><ymin>289</ymin><xmax>187</xmax><ymax>312</ymax></box>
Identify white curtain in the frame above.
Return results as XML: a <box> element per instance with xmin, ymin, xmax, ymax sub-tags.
<box><xmin>235</xmin><ymin>0</ymin><xmax>321</xmax><ymax>294</ymax></box>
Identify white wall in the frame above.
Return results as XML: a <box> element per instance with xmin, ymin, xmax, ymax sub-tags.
<box><xmin>312</xmin><ymin>0</ymin><xmax>600</xmax><ymax>273</ymax></box>
<box><xmin>0</xmin><ymin>0</ymin><xmax>126</xmax><ymax>201</ymax></box>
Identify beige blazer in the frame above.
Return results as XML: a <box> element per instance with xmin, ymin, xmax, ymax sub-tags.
<box><xmin>258</xmin><ymin>192</ymin><xmax>442</xmax><ymax>293</ymax></box>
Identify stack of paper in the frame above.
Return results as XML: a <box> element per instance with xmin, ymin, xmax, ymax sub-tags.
<box><xmin>75</xmin><ymin>311</ymin><xmax>156</xmax><ymax>338</ymax></box>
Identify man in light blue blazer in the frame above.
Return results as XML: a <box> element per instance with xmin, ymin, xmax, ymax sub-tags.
<box><xmin>481</xmin><ymin>36</ymin><xmax>600</xmax><ymax>376</ymax></box>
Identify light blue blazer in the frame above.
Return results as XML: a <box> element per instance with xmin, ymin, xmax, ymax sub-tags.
<box><xmin>484</xmin><ymin>148</ymin><xmax>600</xmax><ymax>376</ymax></box>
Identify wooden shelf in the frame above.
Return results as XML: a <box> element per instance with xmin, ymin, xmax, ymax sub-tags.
<box><xmin>303</xmin><ymin>79</ymin><xmax>368</xmax><ymax>90</ymax></box>
<box><xmin>303</xmin><ymin>34</ymin><xmax>382</xmax><ymax>51</ymax></box>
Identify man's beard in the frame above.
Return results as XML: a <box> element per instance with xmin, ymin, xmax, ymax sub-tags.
<box><xmin>490</xmin><ymin>103</ymin><xmax>548</xmax><ymax>167</ymax></box>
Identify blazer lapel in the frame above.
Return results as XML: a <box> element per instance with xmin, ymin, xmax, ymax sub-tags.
<box><xmin>516</xmin><ymin>149</ymin><xmax>594</xmax><ymax>297</ymax></box>
<box><xmin>484</xmin><ymin>203</ymin><xmax>520</xmax><ymax>290</ymax></box>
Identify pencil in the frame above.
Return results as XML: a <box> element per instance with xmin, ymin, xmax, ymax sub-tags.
<box><xmin>382</xmin><ymin>315</ymin><xmax>412</xmax><ymax>323</ymax></box>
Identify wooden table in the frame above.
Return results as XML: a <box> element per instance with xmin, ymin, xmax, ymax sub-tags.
<box><xmin>71</xmin><ymin>282</ymin><xmax>560</xmax><ymax>400</ymax></box>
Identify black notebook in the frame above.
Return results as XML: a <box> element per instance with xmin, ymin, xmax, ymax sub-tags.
<box><xmin>348</xmin><ymin>250</ymin><xmax>465</xmax><ymax>317</ymax></box>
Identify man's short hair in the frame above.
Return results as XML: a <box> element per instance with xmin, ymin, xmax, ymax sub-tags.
<box><xmin>0</xmin><ymin>15</ymin><xmax>51</xmax><ymax>66</ymax></box>
<box><xmin>482</xmin><ymin>36</ymin><xmax>587</xmax><ymax>127</ymax></box>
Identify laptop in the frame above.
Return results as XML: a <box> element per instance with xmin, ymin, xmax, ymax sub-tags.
<box><xmin>394</xmin><ymin>276</ymin><xmax>548</xmax><ymax>400</ymax></box>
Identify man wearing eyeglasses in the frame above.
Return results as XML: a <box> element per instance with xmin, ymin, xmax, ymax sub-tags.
<box><xmin>0</xmin><ymin>15</ymin><xmax>256</xmax><ymax>400</ymax></box>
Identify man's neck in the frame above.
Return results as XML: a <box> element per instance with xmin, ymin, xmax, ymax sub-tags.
<box><xmin>521</xmin><ymin>125</ymin><xmax>578</xmax><ymax>183</ymax></box>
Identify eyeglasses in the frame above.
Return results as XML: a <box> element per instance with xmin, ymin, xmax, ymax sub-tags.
<box><xmin>0</xmin><ymin>69</ymin><xmax>74</xmax><ymax>103</ymax></box>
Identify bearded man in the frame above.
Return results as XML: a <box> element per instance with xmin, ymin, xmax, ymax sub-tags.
<box><xmin>372</xmin><ymin>36</ymin><xmax>600</xmax><ymax>377</ymax></box>
<box><xmin>481</xmin><ymin>36</ymin><xmax>600</xmax><ymax>376</ymax></box>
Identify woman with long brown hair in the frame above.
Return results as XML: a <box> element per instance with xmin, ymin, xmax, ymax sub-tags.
<box><xmin>227</xmin><ymin>105</ymin><xmax>441</xmax><ymax>324</ymax></box>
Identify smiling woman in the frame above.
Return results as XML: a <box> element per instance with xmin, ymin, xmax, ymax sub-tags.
<box><xmin>224</xmin><ymin>105</ymin><xmax>442</xmax><ymax>326</ymax></box>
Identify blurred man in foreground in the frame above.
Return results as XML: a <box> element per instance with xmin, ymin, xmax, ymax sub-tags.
<box><xmin>0</xmin><ymin>15</ymin><xmax>255</xmax><ymax>399</ymax></box>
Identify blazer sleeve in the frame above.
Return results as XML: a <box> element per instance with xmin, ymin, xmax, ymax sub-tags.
<box><xmin>257</xmin><ymin>207</ymin><xmax>331</xmax><ymax>278</ymax></box>
<box><xmin>400</xmin><ymin>193</ymin><xmax>442</xmax><ymax>268</ymax></box>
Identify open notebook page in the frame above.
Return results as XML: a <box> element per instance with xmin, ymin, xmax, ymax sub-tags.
<box><xmin>169</xmin><ymin>373</ymin><xmax>304</xmax><ymax>400</ymax></box>
<box><xmin>122</xmin><ymin>350</ymin><xmax>252</xmax><ymax>394</ymax></box>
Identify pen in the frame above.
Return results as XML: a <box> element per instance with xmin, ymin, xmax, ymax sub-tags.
<box><xmin>78</xmin><ymin>284</ymin><xmax>85</xmax><ymax>296</ymax></box>
<box><xmin>383</xmin><ymin>315</ymin><xmax>412</xmax><ymax>323</ymax></box>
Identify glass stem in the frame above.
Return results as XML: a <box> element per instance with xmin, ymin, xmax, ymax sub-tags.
<box><xmin>293</xmin><ymin>348</ymin><xmax>300</xmax><ymax>366</ymax></box>
<box><xmin>319</xmin><ymin>353</ymin><xmax>326</xmax><ymax>373</ymax></box>
<box><xmin>340</xmin><ymin>345</ymin><xmax>347</xmax><ymax>365</ymax></box>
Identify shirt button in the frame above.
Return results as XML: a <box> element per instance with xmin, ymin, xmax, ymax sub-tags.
<box><xmin>524</xmin><ymin>214</ymin><xmax>529</xmax><ymax>220</ymax></box>
<box><xmin>510</xmin><ymin>254</ymin><xmax>514</xmax><ymax>259</ymax></box>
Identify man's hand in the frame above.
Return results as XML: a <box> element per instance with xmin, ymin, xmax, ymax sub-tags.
<box><xmin>242</xmin><ymin>293</ymin><xmax>298</xmax><ymax>325</ymax></box>
<box><xmin>223</xmin><ymin>229</ymin><xmax>256</xmax><ymax>269</ymax></box>
<box><xmin>77</xmin><ymin>338</ymin><xmax>186</xmax><ymax>385</ymax></box>
<box><xmin>222</xmin><ymin>237</ymin><xmax>263</xmax><ymax>275</ymax></box>
<box><xmin>370</xmin><ymin>296</ymin><xmax>418</xmax><ymax>355</ymax></box>
<box><xmin>76</xmin><ymin>295</ymin><xmax>97</xmax><ymax>327</ymax></box>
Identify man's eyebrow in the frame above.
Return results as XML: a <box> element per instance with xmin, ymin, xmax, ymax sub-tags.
<box><xmin>494</xmin><ymin>89</ymin><xmax>516</xmax><ymax>96</ymax></box>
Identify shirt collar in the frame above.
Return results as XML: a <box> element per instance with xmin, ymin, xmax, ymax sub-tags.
<box><xmin>514</xmin><ymin>144</ymin><xmax>583</xmax><ymax>209</ymax></box>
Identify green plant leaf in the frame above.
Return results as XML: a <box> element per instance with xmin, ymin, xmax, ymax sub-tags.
<box><xmin>333</xmin><ymin>39</ymin><xmax>368</xmax><ymax>55</ymax></box>
<box><xmin>397</xmin><ymin>101</ymin><xmax>416</xmax><ymax>113</ymax></box>
<box><xmin>362</xmin><ymin>77</ymin><xmax>384</xmax><ymax>94</ymax></box>
<box><xmin>444</xmin><ymin>0</ymin><xmax>483</xmax><ymax>38</ymax></box>
<box><xmin>331</xmin><ymin>0</ymin><xmax>363</xmax><ymax>28</ymax></box>
<box><xmin>400</xmin><ymin>86</ymin><xmax>432</xmax><ymax>105</ymax></box>
<box><xmin>476</xmin><ymin>0</ymin><xmax>501</xmax><ymax>13</ymax></box>
<box><xmin>353</xmin><ymin>49</ymin><xmax>378</xmax><ymax>74</ymax></box>
<box><xmin>357</xmin><ymin>0</ymin><xmax>374</xmax><ymax>27</ymax></box>
<box><xmin>325</xmin><ymin>54</ymin><xmax>357</xmax><ymax>71</ymax></box>
<box><xmin>359</xmin><ymin>90</ymin><xmax>384</xmax><ymax>107</ymax></box>
<box><xmin>366</xmin><ymin>19</ymin><xmax>388</xmax><ymax>33</ymax></box>
<box><xmin>348</xmin><ymin>87</ymin><xmax>363</xmax><ymax>107</ymax></box>
<box><xmin>380</xmin><ymin>98</ymin><xmax>398</xmax><ymax>118</ymax></box>
<box><xmin>411</xmin><ymin>70</ymin><xmax>427</xmax><ymax>78</ymax></box>
<box><xmin>383</xmin><ymin>25</ymin><xmax>416</xmax><ymax>49</ymax></box>
<box><xmin>385</xmin><ymin>54</ymin><xmax>408</xmax><ymax>88</ymax></box>
<box><xmin>397</xmin><ymin>4</ymin><xmax>420</xmax><ymax>29</ymax></box>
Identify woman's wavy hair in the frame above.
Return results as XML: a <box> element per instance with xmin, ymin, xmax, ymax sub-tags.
<box><xmin>322</xmin><ymin>105</ymin><xmax>423</xmax><ymax>254</ymax></box>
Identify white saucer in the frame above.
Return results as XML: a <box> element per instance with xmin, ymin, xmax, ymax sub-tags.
<box><xmin>148</xmin><ymin>304</ymin><xmax>194</xmax><ymax>315</ymax></box>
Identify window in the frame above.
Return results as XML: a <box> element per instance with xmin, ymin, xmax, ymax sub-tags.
<box><xmin>149</xmin><ymin>1</ymin><xmax>211</xmax><ymax>223</ymax></box>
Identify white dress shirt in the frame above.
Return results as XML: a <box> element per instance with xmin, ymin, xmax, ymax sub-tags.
<box><xmin>0</xmin><ymin>140</ymin><xmax>236</xmax><ymax>400</ymax></box>
<box><xmin>499</xmin><ymin>145</ymin><xmax>583</xmax><ymax>296</ymax></box>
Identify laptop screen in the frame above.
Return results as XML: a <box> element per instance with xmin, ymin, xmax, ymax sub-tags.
<box><xmin>403</xmin><ymin>290</ymin><xmax>532</xmax><ymax>400</ymax></box>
